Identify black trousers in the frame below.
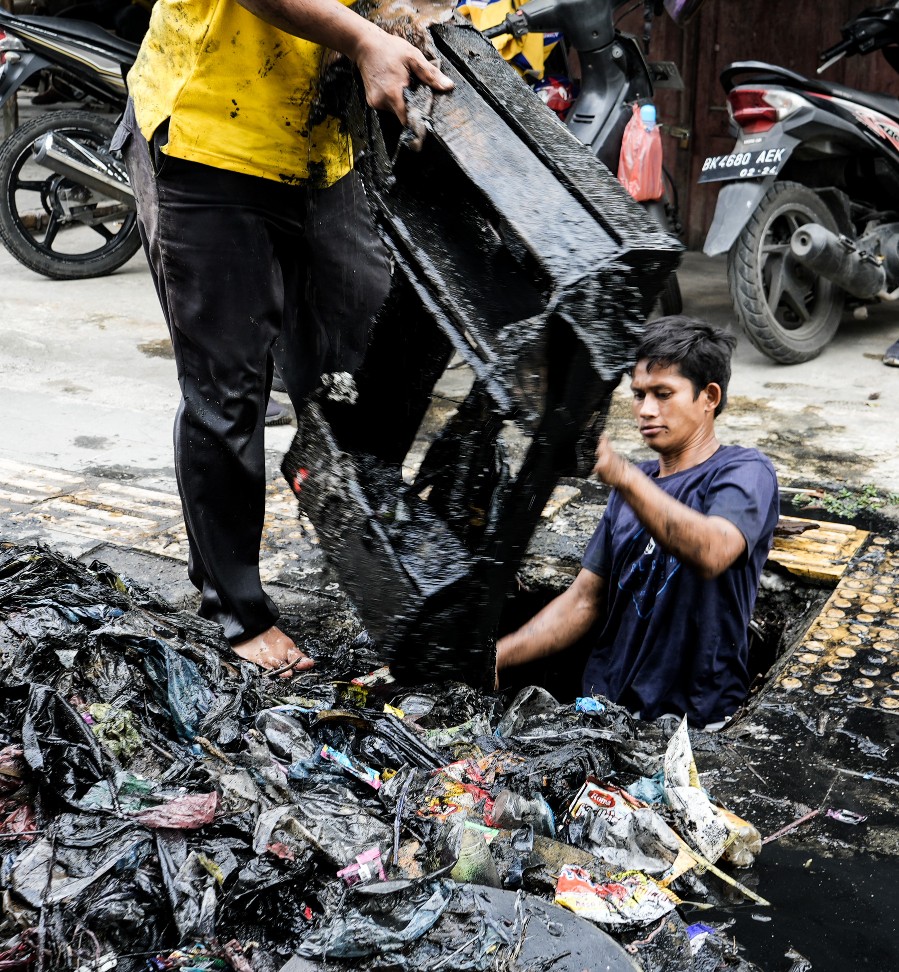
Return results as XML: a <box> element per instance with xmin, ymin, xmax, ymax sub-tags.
<box><xmin>118</xmin><ymin>106</ymin><xmax>391</xmax><ymax>643</ymax></box>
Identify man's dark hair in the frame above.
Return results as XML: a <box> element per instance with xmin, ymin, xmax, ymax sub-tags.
<box><xmin>634</xmin><ymin>316</ymin><xmax>737</xmax><ymax>417</ymax></box>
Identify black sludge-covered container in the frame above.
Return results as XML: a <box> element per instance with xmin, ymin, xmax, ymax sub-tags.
<box><xmin>283</xmin><ymin>19</ymin><xmax>681</xmax><ymax>687</ymax></box>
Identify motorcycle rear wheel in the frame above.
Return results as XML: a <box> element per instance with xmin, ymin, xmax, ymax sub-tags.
<box><xmin>727</xmin><ymin>180</ymin><xmax>844</xmax><ymax>364</ymax></box>
<box><xmin>0</xmin><ymin>109</ymin><xmax>140</xmax><ymax>279</ymax></box>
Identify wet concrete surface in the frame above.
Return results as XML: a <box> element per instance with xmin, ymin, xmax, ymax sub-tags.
<box><xmin>2</xmin><ymin>246</ymin><xmax>897</xmax><ymax>520</ymax></box>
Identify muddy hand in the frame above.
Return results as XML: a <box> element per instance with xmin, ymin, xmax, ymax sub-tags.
<box><xmin>354</xmin><ymin>31</ymin><xmax>452</xmax><ymax>127</ymax></box>
<box><xmin>232</xmin><ymin>625</ymin><xmax>314</xmax><ymax>678</ymax></box>
<box><xmin>592</xmin><ymin>434</ymin><xmax>630</xmax><ymax>487</ymax></box>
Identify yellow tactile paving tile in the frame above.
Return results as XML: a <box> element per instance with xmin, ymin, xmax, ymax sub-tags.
<box><xmin>0</xmin><ymin>457</ymin><xmax>84</xmax><ymax>505</ymax></box>
<box><xmin>773</xmin><ymin>538</ymin><xmax>899</xmax><ymax>714</ymax></box>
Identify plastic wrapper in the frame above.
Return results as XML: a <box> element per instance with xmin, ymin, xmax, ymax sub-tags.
<box><xmin>422</xmin><ymin>714</ymin><xmax>493</xmax><ymax>753</ymax></box>
<box><xmin>287</xmin><ymin>784</ymin><xmax>393</xmax><ymax>865</ymax></box>
<box><xmin>0</xmin><ymin>744</ymin><xmax>27</xmax><ymax>794</ymax></box>
<box><xmin>663</xmin><ymin>719</ymin><xmax>730</xmax><ymax>863</ymax></box>
<box><xmin>487</xmin><ymin>788</ymin><xmax>555</xmax><ymax>837</ymax></box>
<box><xmin>321</xmin><ymin>744</ymin><xmax>383</xmax><ymax>789</ymax></box>
<box><xmin>0</xmin><ymin>543</ymin><xmax>767</xmax><ymax>970</ymax></box>
<box><xmin>1</xmin><ymin>683</ymin><xmax>114</xmax><ymax>810</ymax></box>
<box><xmin>337</xmin><ymin>846</ymin><xmax>387</xmax><ymax>885</ymax></box>
<box><xmin>129</xmin><ymin>791</ymin><xmax>219</xmax><ymax>830</ymax></box>
<box><xmin>555</xmin><ymin>865</ymin><xmax>679</xmax><ymax>928</ymax></box>
<box><xmin>296</xmin><ymin>878</ymin><xmax>454</xmax><ymax>959</ymax></box>
<box><xmin>255</xmin><ymin>708</ymin><xmax>318</xmax><ymax>763</ymax></box>
<box><xmin>565</xmin><ymin>779</ymin><xmax>682</xmax><ymax>878</ymax></box>
<box><xmin>534</xmin><ymin>75</ymin><xmax>577</xmax><ymax>119</ymax></box>
<box><xmin>497</xmin><ymin>741</ymin><xmax>614</xmax><ymax>811</ymax></box>
<box><xmin>626</xmin><ymin>772</ymin><xmax>666</xmax><ymax>805</ymax></box>
<box><xmin>719</xmin><ymin>807</ymin><xmax>763</xmax><ymax>868</ymax></box>
<box><xmin>496</xmin><ymin>685</ymin><xmax>635</xmax><ymax>749</ymax></box>
<box><xmin>84</xmin><ymin>703</ymin><xmax>143</xmax><ymax>762</ymax></box>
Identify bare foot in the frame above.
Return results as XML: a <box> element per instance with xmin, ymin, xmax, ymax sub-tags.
<box><xmin>232</xmin><ymin>626</ymin><xmax>314</xmax><ymax>678</ymax></box>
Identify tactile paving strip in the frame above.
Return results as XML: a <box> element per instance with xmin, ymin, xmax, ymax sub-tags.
<box><xmin>773</xmin><ymin>535</ymin><xmax>899</xmax><ymax>713</ymax></box>
<box><xmin>0</xmin><ymin>458</ymin><xmax>313</xmax><ymax>584</ymax></box>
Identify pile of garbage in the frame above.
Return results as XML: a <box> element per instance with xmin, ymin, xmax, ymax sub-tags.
<box><xmin>0</xmin><ymin>541</ymin><xmax>766</xmax><ymax>972</ymax></box>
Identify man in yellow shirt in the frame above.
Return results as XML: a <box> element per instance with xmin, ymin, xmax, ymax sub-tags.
<box><xmin>116</xmin><ymin>0</ymin><xmax>453</xmax><ymax>675</ymax></box>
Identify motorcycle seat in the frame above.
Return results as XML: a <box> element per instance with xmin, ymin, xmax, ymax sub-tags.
<box><xmin>813</xmin><ymin>78</ymin><xmax>899</xmax><ymax>122</ymax></box>
<box><xmin>722</xmin><ymin>60</ymin><xmax>899</xmax><ymax>123</ymax></box>
<box><xmin>12</xmin><ymin>14</ymin><xmax>138</xmax><ymax>64</ymax></box>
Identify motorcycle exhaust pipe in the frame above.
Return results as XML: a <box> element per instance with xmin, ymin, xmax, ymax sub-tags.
<box><xmin>790</xmin><ymin>223</ymin><xmax>885</xmax><ymax>300</ymax></box>
<box><xmin>32</xmin><ymin>132</ymin><xmax>134</xmax><ymax>206</ymax></box>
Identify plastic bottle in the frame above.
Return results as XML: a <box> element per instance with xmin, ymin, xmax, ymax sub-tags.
<box><xmin>490</xmin><ymin>789</ymin><xmax>556</xmax><ymax>837</ymax></box>
<box><xmin>617</xmin><ymin>102</ymin><xmax>665</xmax><ymax>202</ymax></box>
<box><xmin>450</xmin><ymin>823</ymin><xmax>501</xmax><ymax>887</ymax></box>
<box><xmin>640</xmin><ymin>103</ymin><xmax>658</xmax><ymax>130</ymax></box>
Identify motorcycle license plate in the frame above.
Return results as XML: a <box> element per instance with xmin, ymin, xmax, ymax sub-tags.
<box><xmin>698</xmin><ymin>147</ymin><xmax>788</xmax><ymax>183</ymax></box>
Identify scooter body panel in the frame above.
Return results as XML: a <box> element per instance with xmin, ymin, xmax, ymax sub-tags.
<box><xmin>702</xmin><ymin>79</ymin><xmax>899</xmax><ymax>255</ymax></box>
<box><xmin>0</xmin><ymin>51</ymin><xmax>52</xmax><ymax>110</ymax></box>
<box><xmin>703</xmin><ymin>178</ymin><xmax>779</xmax><ymax>256</ymax></box>
<box><xmin>566</xmin><ymin>33</ymin><xmax>655</xmax><ymax>171</ymax></box>
<box><xmin>701</xmin><ymin>120</ymin><xmax>801</xmax><ymax>255</ymax></box>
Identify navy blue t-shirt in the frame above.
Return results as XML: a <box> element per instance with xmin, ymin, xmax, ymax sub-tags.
<box><xmin>581</xmin><ymin>445</ymin><xmax>778</xmax><ymax>726</ymax></box>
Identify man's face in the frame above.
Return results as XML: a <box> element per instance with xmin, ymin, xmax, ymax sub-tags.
<box><xmin>630</xmin><ymin>360</ymin><xmax>716</xmax><ymax>454</ymax></box>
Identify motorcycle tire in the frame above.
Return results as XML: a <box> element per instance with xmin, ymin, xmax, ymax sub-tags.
<box><xmin>727</xmin><ymin>180</ymin><xmax>844</xmax><ymax>364</ymax></box>
<box><xmin>0</xmin><ymin>109</ymin><xmax>140</xmax><ymax>280</ymax></box>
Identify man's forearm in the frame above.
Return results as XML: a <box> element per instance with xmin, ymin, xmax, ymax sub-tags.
<box><xmin>236</xmin><ymin>0</ymin><xmax>379</xmax><ymax>58</ymax></box>
<box><xmin>611</xmin><ymin>463</ymin><xmax>743</xmax><ymax>578</ymax></box>
<box><xmin>235</xmin><ymin>0</ymin><xmax>452</xmax><ymax>124</ymax></box>
<box><xmin>497</xmin><ymin>575</ymin><xmax>603</xmax><ymax>671</ymax></box>
<box><xmin>496</xmin><ymin>604</ymin><xmax>573</xmax><ymax>670</ymax></box>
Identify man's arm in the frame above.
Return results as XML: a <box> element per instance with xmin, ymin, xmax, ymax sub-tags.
<box><xmin>236</xmin><ymin>0</ymin><xmax>453</xmax><ymax>124</ymax></box>
<box><xmin>496</xmin><ymin>568</ymin><xmax>607</xmax><ymax>674</ymax></box>
<box><xmin>593</xmin><ymin>436</ymin><xmax>746</xmax><ymax>580</ymax></box>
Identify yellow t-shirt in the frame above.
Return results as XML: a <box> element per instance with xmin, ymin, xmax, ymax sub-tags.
<box><xmin>128</xmin><ymin>0</ymin><xmax>353</xmax><ymax>185</ymax></box>
<box><xmin>457</xmin><ymin>0</ymin><xmax>556</xmax><ymax>80</ymax></box>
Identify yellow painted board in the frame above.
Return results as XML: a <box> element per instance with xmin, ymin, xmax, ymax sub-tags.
<box><xmin>768</xmin><ymin>516</ymin><xmax>869</xmax><ymax>582</ymax></box>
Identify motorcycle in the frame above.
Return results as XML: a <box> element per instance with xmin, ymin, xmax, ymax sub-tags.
<box><xmin>481</xmin><ymin>0</ymin><xmax>706</xmax><ymax>315</ymax></box>
<box><xmin>701</xmin><ymin>2</ymin><xmax>899</xmax><ymax>363</ymax></box>
<box><xmin>0</xmin><ymin>9</ymin><xmax>138</xmax><ymax>278</ymax></box>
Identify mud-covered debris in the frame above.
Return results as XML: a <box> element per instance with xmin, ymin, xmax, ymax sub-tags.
<box><xmin>0</xmin><ymin>540</ymin><xmax>768</xmax><ymax>971</ymax></box>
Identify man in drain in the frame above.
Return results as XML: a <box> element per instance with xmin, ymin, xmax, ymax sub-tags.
<box><xmin>496</xmin><ymin>317</ymin><xmax>779</xmax><ymax>730</ymax></box>
<box><xmin>116</xmin><ymin>0</ymin><xmax>453</xmax><ymax>676</ymax></box>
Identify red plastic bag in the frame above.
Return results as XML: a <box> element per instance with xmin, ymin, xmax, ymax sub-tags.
<box><xmin>617</xmin><ymin>103</ymin><xmax>664</xmax><ymax>202</ymax></box>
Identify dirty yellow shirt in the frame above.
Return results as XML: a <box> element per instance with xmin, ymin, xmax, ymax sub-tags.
<box><xmin>128</xmin><ymin>0</ymin><xmax>353</xmax><ymax>185</ymax></box>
